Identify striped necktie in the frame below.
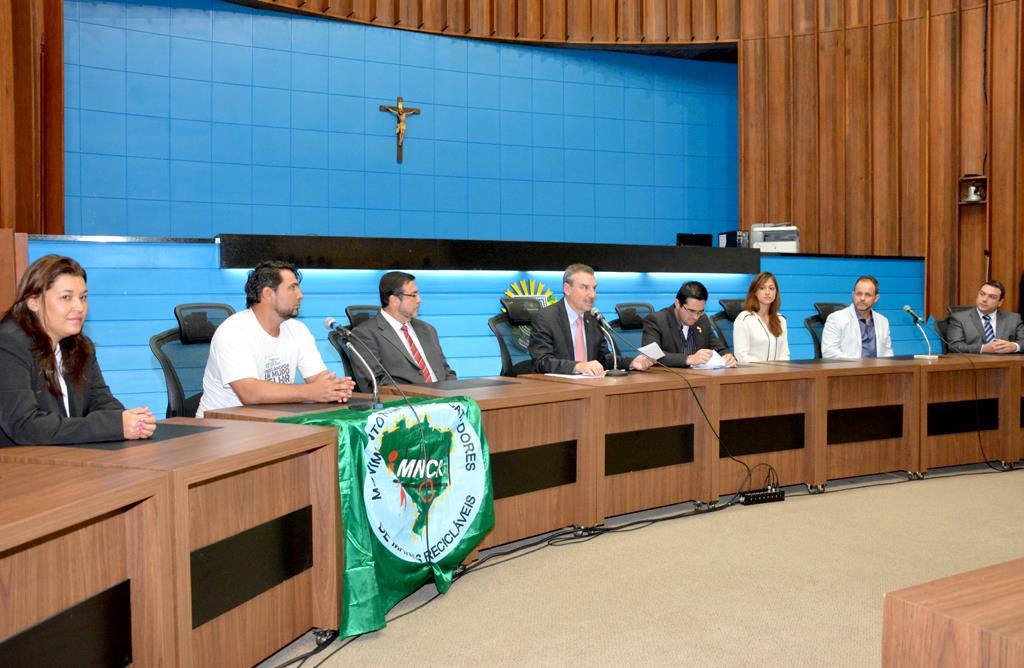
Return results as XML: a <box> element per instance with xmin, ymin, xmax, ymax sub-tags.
<box><xmin>400</xmin><ymin>324</ymin><xmax>432</xmax><ymax>382</ymax></box>
<box><xmin>680</xmin><ymin>326</ymin><xmax>696</xmax><ymax>357</ymax></box>
<box><xmin>982</xmin><ymin>314</ymin><xmax>995</xmax><ymax>344</ymax></box>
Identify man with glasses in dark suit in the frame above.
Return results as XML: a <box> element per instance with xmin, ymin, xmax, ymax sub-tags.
<box><xmin>642</xmin><ymin>280</ymin><xmax>736</xmax><ymax>368</ymax></box>
<box><xmin>350</xmin><ymin>271</ymin><xmax>457</xmax><ymax>390</ymax></box>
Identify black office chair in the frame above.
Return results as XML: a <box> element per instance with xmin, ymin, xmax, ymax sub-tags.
<box><xmin>804</xmin><ymin>315</ymin><xmax>825</xmax><ymax>359</ymax></box>
<box><xmin>609</xmin><ymin>302</ymin><xmax>653</xmax><ymax>350</ymax></box>
<box><xmin>150</xmin><ymin>303</ymin><xmax>235</xmax><ymax>418</ymax></box>
<box><xmin>934</xmin><ymin>318</ymin><xmax>952</xmax><ymax>354</ymax></box>
<box><xmin>346</xmin><ymin>304</ymin><xmax>380</xmax><ymax>329</ymax></box>
<box><xmin>814</xmin><ymin>302</ymin><xmax>847</xmax><ymax>322</ymax></box>
<box><xmin>327</xmin><ymin>329</ymin><xmax>358</xmax><ymax>385</ymax></box>
<box><xmin>488</xmin><ymin>313</ymin><xmax>536</xmax><ymax>377</ymax></box>
<box><xmin>710</xmin><ymin>298</ymin><xmax>745</xmax><ymax>349</ymax></box>
<box><xmin>946</xmin><ymin>305</ymin><xmax>973</xmax><ymax>317</ymax></box>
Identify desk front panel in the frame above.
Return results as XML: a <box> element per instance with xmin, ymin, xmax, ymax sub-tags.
<box><xmin>601</xmin><ymin>384</ymin><xmax>712</xmax><ymax>516</ymax></box>
<box><xmin>921</xmin><ymin>364</ymin><xmax>1015</xmax><ymax>469</ymax></box>
<box><xmin>824</xmin><ymin>370</ymin><xmax>919</xmax><ymax>479</ymax></box>
<box><xmin>714</xmin><ymin>377</ymin><xmax>818</xmax><ymax>496</ymax></box>
<box><xmin>0</xmin><ymin>464</ymin><xmax>174</xmax><ymax>666</ymax></box>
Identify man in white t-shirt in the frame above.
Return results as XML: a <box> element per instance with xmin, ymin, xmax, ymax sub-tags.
<box><xmin>196</xmin><ymin>261</ymin><xmax>354</xmax><ymax>417</ymax></box>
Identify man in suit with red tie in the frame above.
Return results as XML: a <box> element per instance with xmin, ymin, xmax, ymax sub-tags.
<box><xmin>641</xmin><ymin>280</ymin><xmax>737</xmax><ymax>368</ymax></box>
<box><xmin>947</xmin><ymin>280</ymin><xmax>1024</xmax><ymax>354</ymax></box>
<box><xmin>528</xmin><ymin>263</ymin><xmax>653</xmax><ymax>376</ymax></box>
<box><xmin>350</xmin><ymin>271</ymin><xmax>457</xmax><ymax>391</ymax></box>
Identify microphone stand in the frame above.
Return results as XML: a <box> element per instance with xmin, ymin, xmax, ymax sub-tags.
<box><xmin>597</xmin><ymin>321</ymin><xmax>628</xmax><ymax>376</ymax></box>
<box><xmin>341</xmin><ymin>333</ymin><xmax>383</xmax><ymax>408</ymax></box>
<box><xmin>908</xmin><ymin>314</ymin><xmax>940</xmax><ymax>360</ymax></box>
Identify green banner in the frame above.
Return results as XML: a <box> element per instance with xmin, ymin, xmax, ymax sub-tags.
<box><xmin>278</xmin><ymin>396</ymin><xmax>494</xmax><ymax>637</ymax></box>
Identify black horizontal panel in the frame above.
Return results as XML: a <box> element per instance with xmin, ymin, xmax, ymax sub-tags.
<box><xmin>0</xmin><ymin>580</ymin><xmax>132</xmax><ymax>667</ymax></box>
<box><xmin>1020</xmin><ymin>397</ymin><xmax>1023</xmax><ymax>428</ymax></box>
<box><xmin>927</xmin><ymin>399</ymin><xmax>999</xmax><ymax>436</ymax></box>
<box><xmin>827</xmin><ymin>405</ymin><xmax>903</xmax><ymax>445</ymax></box>
<box><xmin>491</xmin><ymin>440</ymin><xmax>577</xmax><ymax>499</ymax></box>
<box><xmin>191</xmin><ymin>505</ymin><xmax>313</xmax><ymax>628</ymax></box>
<box><xmin>605</xmin><ymin>425</ymin><xmax>694</xmax><ymax>476</ymax></box>
<box><xmin>218</xmin><ymin>234</ymin><xmax>760</xmax><ymax>274</ymax></box>
<box><xmin>720</xmin><ymin>413</ymin><xmax>805</xmax><ymax>457</ymax></box>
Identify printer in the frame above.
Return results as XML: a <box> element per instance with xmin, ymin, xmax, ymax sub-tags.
<box><xmin>749</xmin><ymin>223</ymin><xmax>800</xmax><ymax>253</ymax></box>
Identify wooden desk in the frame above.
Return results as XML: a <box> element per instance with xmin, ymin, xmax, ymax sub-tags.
<box><xmin>681</xmin><ymin>365</ymin><xmax>821</xmax><ymax>497</ymax></box>
<box><xmin>0</xmin><ymin>462</ymin><xmax>174</xmax><ymax>666</ymax></box>
<box><xmin>209</xmin><ymin>378</ymin><xmax>600</xmax><ymax>550</ymax></box>
<box><xmin>0</xmin><ymin>418</ymin><xmax>339</xmax><ymax>668</ymax></box>
<box><xmin>524</xmin><ymin>372</ymin><xmax>714</xmax><ymax>517</ymax></box>
<box><xmin>917</xmin><ymin>355</ymin><xmax>1020</xmax><ymax>470</ymax></box>
<box><xmin>883</xmin><ymin>557</ymin><xmax>1024</xmax><ymax>666</ymax></box>
<box><xmin>764</xmin><ymin>359</ymin><xmax>922</xmax><ymax>481</ymax></box>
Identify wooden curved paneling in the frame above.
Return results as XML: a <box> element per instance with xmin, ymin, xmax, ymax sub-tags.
<box><xmin>228</xmin><ymin>0</ymin><xmax>739</xmax><ymax>44</ymax></box>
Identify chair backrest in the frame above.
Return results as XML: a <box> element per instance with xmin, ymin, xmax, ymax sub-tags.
<box><xmin>814</xmin><ymin>302</ymin><xmax>847</xmax><ymax>323</ymax></box>
<box><xmin>934</xmin><ymin>318</ymin><xmax>951</xmax><ymax>354</ymax></box>
<box><xmin>327</xmin><ymin>330</ymin><xmax>360</xmax><ymax>388</ymax></box>
<box><xmin>804</xmin><ymin>314</ymin><xmax>825</xmax><ymax>359</ymax></box>
<box><xmin>614</xmin><ymin>302</ymin><xmax>653</xmax><ymax>330</ymax></box>
<box><xmin>346</xmin><ymin>304</ymin><xmax>381</xmax><ymax>329</ymax></box>
<box><xmin>717</xmin><ymin>299</ymin><xmax>745</xmax><ymax>322</ymax></box>
<box><xmin>149</xmin><ymin>303</ymin><xmax>235</xmax><ymax>418</ymax></box>
<box><xmin>710</xmin><ymin>312</ymin><xmax>734</xmax><ymax>349</ymax></box>
<box><xmin>488</xmin><ymin>314</ymin><xmax>535</xmax><ymax>377</ymax></box>
<box><xmin>946</xmin><ymin>305</ymin><xmax>973</xmax><ymax>317</ymax></box>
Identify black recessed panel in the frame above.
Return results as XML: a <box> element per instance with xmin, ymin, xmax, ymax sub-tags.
<box><xmin>218</xmin><ymin>234</ymin><xmax>760</xmax><ymax>274</ymax></box>
<box><xmin>490</xmin><ymin>441</ymin><xmax>576</xmax><ymax>499</ymax></box>
<box><xmin>605</xmin><ymin>425</ymin><xmax>694</xmax><ymax>476</ymax></box>
<box><xmin>190</xmin><ymin>505</ymin><xmax>313</xmax><ymax>628</ymax></box>
<box><xmin>927</xmin><ymin>399</ymin><xmax>999</xmax><ymax>436</ymax></box>
<box><xmin>0</xmin><ymin>580</ymin><xmax>132</xmax><ymax>667</ymax></box>
<box><xmin>827</xmin><ymin>405</ymin><xmax>904</xmax><ymax>445</ymax></box>
<box><xmin>719</xmin><ymin>413</ymin><xmax>805</xmax><ymax>457</ymax></box>
<box><xmin>1020</xmin><ymin>397</ymin><xmax>1023</xmax><ymax>428</ymax></box>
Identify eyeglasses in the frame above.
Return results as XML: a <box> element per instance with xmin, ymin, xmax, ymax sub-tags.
<box><xmin>681</xmin><ymin>305</ymin><xmax>705</xmax><ymax>316</ymax></box>
<box><xmin>397</xmin><ymin>292</ymin><xmax>420</xmax><ymax>299</ymax></box>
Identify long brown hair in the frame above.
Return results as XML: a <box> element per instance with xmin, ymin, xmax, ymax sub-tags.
<box><xmin>2</xmin><ymin>255</ymin><xmax>93</xmax><ymax>397</ymax></box>
<box><xmin>742</xmin><ymin>272</ymin><xmax>783</xmax><ymax>337</ymax></box>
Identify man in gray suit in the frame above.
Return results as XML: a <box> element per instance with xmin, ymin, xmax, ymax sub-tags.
<box><xmin>947</xmin><ymin>280</ymin><xmax>1024</xmax><ymax>354</ymax></box>
<box><xmin>349</xmin><ymin>271</ymin><xmax>457</xmax><ymax>390</ymax></box>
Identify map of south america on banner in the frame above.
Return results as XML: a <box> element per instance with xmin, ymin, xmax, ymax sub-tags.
<box><xmin>279</xmin><ymin>396</ymin><xmax>494</xmax><ymax>637</ymax></box>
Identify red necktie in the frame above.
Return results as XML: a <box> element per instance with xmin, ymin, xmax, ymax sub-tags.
<box><xmin>401</xmin><ymin>324</ymin><xmax>432</xmax><ymax>382</ymax></box>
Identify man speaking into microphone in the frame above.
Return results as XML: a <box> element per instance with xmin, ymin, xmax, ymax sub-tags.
<box><xmin>642</xmin><ymin>280</ymin><xmax>736</xmax><ymax>368</ymax></box>
<box><xmin>528</xmin><ymin>263</ymin><xmax>654</xmax><ymax>376</ymax></box>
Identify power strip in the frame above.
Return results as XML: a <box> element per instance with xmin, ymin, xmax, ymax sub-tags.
<box><xmin>739</xmin><ymin>487</ymin><xmax>785</xmax><ymax>505</ymax></box>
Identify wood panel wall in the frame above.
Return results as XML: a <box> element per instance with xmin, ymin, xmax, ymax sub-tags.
<box><xmin>232</xmin><ymin>0</ymin><xmax>741</xmax><ymax>43</ymax></box>
<box><xmin>0</xmin><ymin>0</ymin><xmax>64</xmax><ymax>235</ymax></box>
<box><xmin>739</xmin><ymin>0</ymin><xmax>1023</xmax><ymax>316</ymax></box>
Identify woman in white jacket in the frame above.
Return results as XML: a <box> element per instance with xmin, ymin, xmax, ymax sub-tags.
<box><xmin>733</xmin><ymin>272</ymin><xmax>790</xmax><ymax>363</ymax></box>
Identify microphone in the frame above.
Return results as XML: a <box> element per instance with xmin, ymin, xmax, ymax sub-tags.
<box><xmin>590</xmin><ymin>307</ymin><xmax>627</xmax><ymax>376</ymax></box>
<box><xmin>324</xmin><ymin>317</ymin><xmax>381</xmax><ymax>407</ymax></box>
<box><xmin>902</xmin><ymin>305</ymin><xmax>924</xmax><ymax>325</ymax></box>
<box><xmin>901</xmin><ymin>305</ymin><xmax>939</xmax><ymax>360</ymax></box>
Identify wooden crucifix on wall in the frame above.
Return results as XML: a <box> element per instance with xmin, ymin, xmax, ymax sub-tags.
<box><xmin>379</xmin><ymin>97</ymin><xmax>421</xmax><ymax>163</ymax></box>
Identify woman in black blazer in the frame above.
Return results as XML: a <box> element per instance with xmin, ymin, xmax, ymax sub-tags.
<box><xmin>0</xmin><ymin>255</ymin><xmax>156</xmax><ymax>446</ymax></box>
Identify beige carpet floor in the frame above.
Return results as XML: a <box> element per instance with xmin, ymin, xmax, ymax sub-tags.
<box><xmin>262</xmin><ymin>466</ymin><xmax>1024</xmax><ymax>667</ymax></box>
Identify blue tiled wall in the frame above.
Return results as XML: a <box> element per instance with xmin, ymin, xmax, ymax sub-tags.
<box><xmin>64</xmin><ymin>0</ymin><xmax>738</xmax><ymax>241</ymax></box>
<box><xmin>28</xmin><ymin>239</ymin><xmax>931</xmax><ymax>411</ymax></box>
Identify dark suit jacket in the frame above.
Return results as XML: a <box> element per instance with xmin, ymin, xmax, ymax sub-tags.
<box><xmin>349</xmin><ymin>312</ymin><xmax>456</xmax><ymax>391</ymax></box>
<box><xmin>641</xmin><ymin>306</ymin><xmax>731</xmax><ymax>367</ymax></box>
<box><xmin>528</xmin><ymin>299</ymin><xmax>628</xmax><ymax>374</ymax></box>
<box><xmin>947</xmin><ymin>309</ymin><xmax>1024</xmax><ymax>354</ymax></box>
<box><xmin>0</xmin><ymin>319</ymin><xmax>124</xmax><ymax>446</ymax></box>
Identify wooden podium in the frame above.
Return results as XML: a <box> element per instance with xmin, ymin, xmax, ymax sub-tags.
<box><xmin>0</xmin><ymin>462</ymin><xmax>175</xmax><ymax>665</ymax></box>
<box><xmin>0</xmin><ymin>418</ymin><xmax>340</xmax><ymax>668</ymax></box>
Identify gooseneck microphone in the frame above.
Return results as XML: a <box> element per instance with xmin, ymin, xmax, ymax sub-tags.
<box><xmin>901</xmin><ymin>306</ymin><xmax>939</xmax><ymax>360</ymax></box>
<box><xmin>590</xmin><ymin>307</ymin><xmax>628</xmax><ymax>376</ymax></box>
<box><xmin>324</xmin><ymin>317</ymin><xmax>383</xmax><ymax>408</ymax></box>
